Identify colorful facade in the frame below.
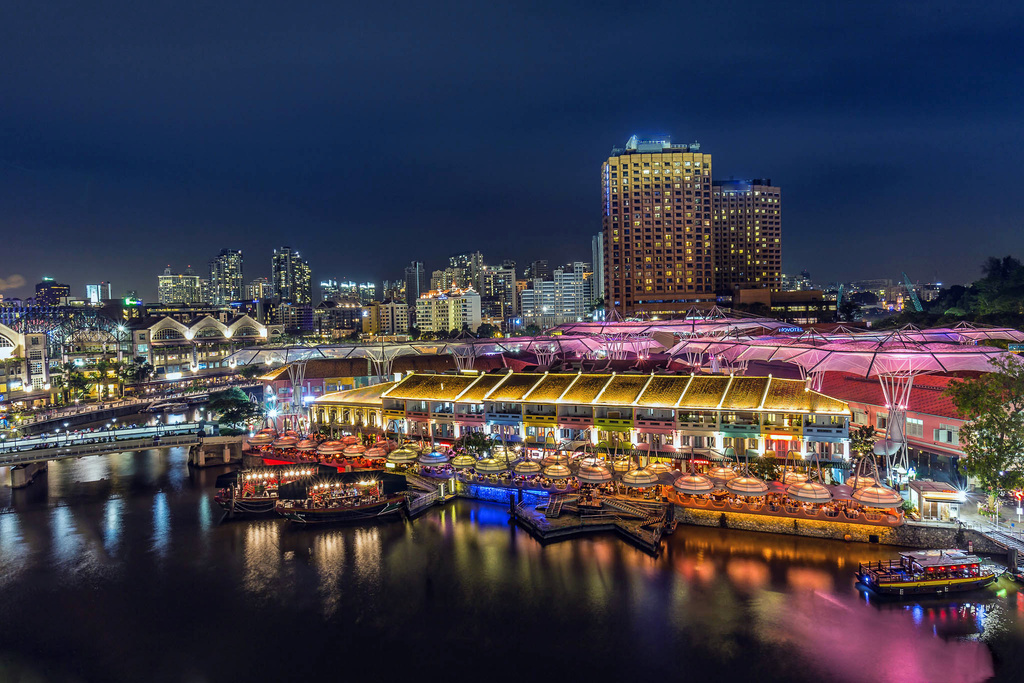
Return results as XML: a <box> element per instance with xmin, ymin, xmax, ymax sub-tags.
<box><xmin>312</xmin><ymin>370</ymin><xmax>851</xmax><ymax>460</ymax></box>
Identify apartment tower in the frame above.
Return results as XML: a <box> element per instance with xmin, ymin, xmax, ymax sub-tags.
<box><xmin>712</xmin><ymin>179</ymin><xmax>782</xmax><ymax>294</ymax></box>
<box><xmin>602</xmin><ymin>136</ymin><xmax>713</xmax><ymax>317</ymax></box>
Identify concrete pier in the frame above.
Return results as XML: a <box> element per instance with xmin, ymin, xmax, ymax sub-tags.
<box><xmin>188</xmin><ymin>436</ymin><xmax>244</xmax><ymax>467</ymax></box>
<box><xmin>10</xmin><ymin>461</ymin><xmax>48</xmax><ymax>488</ymax></box>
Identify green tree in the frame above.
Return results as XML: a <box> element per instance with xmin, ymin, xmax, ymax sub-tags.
<box><xmin>524</xmin><ymin>323</ymin><xmax>542</xmax><ymax>336</ymax></box>
<box><xmin>750</xmin><ymin>453</ymin><xmax>781</xmax><ymax>481</ymax></box>
<box><xmin>408</xmin><ymin>326</ymin><xmax>421</xmax><ymax>341</ymax></box>
<box><xmin>945</xmin><ymin>355</ymin><xmax>1024</xmax><ymax>506</ymax></box>
<box><xmin>206</xmin><ymin>387</ymin><xmax>265</xmax><ymax>429</ymax></box>
<box><xmin>850</xmin><ymin>425</ymin><xmax>877</xmax><ymax>459</ymax></box>
<box><xmin>457</xmin><ymin>431</ymin><xmax>493</xmax><ymax>456</ymax></box>
<box><xmin>235</xmin><ymin>364</ymin><xmax>265</xmax><ymax>380</ymax></box>
<box><xmin>476</xmin><ymin>323</ymin><xmax>498</xmax><ymax>338</ymax></box>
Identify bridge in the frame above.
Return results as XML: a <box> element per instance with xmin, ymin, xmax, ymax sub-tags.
<box><xmin>1</xmin><ymin>422</ymin><xmax>208</xmax><ymax>486</ymax></box>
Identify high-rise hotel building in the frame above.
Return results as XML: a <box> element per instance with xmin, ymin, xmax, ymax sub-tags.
<box><xmin>602</xmin><ymin>136</ymin><xmax>714</xmax><ymax>317</ymax></box>
<box><xmin>712</xmin><ymin>179</ymin><xmax>781</xmax><ymax>294</ymax></box>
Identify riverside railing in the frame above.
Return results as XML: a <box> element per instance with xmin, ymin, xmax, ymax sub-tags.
<box><xmin>0</xmin><ymin>434</ymin><xmax>201</xmax><ymax>467</ymax></box>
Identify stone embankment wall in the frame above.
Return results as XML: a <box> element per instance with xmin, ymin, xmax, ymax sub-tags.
<box><xmin>674</xmin><ymin>505</ymin><xmax>1008</xmax><ymax>555</ymax></box>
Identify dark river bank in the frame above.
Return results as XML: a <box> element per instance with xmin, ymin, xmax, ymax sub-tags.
<box><xmin>2</xmin><ymin>448</ymin><xmax>1022</xmax><ymax>683</ymax></box>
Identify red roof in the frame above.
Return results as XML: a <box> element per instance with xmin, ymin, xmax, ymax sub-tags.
<box><xmin>819</xmin><ymin>372</ymin><xmax>963</xmax><ymax>420</ymax></box>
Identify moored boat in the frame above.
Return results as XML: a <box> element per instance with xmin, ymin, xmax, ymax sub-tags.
<box><xmin>213</xmin><ymin>464</ymin><xmax>334</xmax><ymax>517</ymax></box>
<box><xmin>856</xmin><ymin>549</ymin><xmax>997</xmax><ymax>597</ymax></box>
<box><xmin>275</xmin><ymin>471</ymin><xmax>409</xmax><ymax>524</ymax></box>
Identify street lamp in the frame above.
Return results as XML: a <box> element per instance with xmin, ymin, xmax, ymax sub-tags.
<box><xmin>63</xmin><ymin>421</ymin><xmax>70</xmax><ymax>444</ymax></box>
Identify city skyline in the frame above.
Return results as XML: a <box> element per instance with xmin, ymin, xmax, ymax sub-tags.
<box><xmin>2</xmin><ymin>2</ymin><xmax>1022</xmax><ymax>300</ymax></box>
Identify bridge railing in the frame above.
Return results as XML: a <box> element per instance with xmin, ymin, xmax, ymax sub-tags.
<box><xmin>2</xmin><ymin>423</ymin><xmax>206</xmax><ymax>453</ymax></box>
<box><xmin>0</xmin><ymin>434</ymin><xmax>202</xmax><ymax>467</ymax></box>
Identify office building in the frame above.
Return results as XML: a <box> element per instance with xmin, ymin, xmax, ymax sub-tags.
<box><xmin>246</xmin><ymin>277</ymin><xmax>273</xmax><ymax>301</ymax></box>
<box><xmin>85</xmin><ymin>282</ymin><xmax>113</xmax><ymax>304</ymax></box>
<box><xmin>271</xmin><ymin>247</ymin><xmax>312</xmax><ymax>304</ymax></box>
<box><xmin>34</xmin><ymin>278</ymin><xmax>71</xmax><ymax>306</ymax></box>
<box><xmin>358</xmin><ymin>282</ymin><xmax>376</xmax><ymax>305</ymax></box>
<box><xmin>415</xmin><ymin>289</ymin><xmax>482</xmax><ymax>333</ymax></box>
<box><xmin>208</xmin><ymin>249</ymin><xmax>244</xmax><ymax>304</ymax></box>
<box><xmin>381</xmin><ymin>279</ymin><xmax>405</xmax><ymax>301</ymax></box>
<box><xmin>591</xmin><ymin>234</ymin><xmax>605</xmax><ymax>302</ymax></box>
<box><xmin>711</xmin><ymin>180</ymin><xmax>781</xmax><ymax>294</ymax></box>
<box><xmin>480</xmin><ymin>264</ymin><xmax>518</xmax><ymax>323</ymax></box>
<box><xmin>602</xmin><ymin>135</ymin><xmax>713</xmax><ymax>317</ymax></box>
<box><xmin>314</xmin><ymin>298</ymin><xmax>362</xmax><ymax>334</ymax></box>
<box><xmin>404</xmin><ymin>261</ymin><xmax>426</xmax><ymax>303</ymax></box>
<box><xmin>449</xmin><ymin>251</ymin><xmax>484</xmax><ymax>289</ymax></box>
<box><xmin>519</xmin><ymin>262</ymin><xmax>593</xmax><ymax>328</ymax></box>
<box><xmin>157</xmin><ymin>267</ymin><xmax>205</xmax><ymax>305</ymax></box>
<box><xmin>432</xmin><ymin>268</ymin><xmax>472</xmax><ymax>292</ymax></box>
<box><xmin>321</xmin><ymin>279</ymin><xmax>341</xmax><ymax>302</ymax></box>
<box><xmin>362</xmin><ymin>300</ymin><xmax>409</xmax><ymax>336</ymax></box>
<box><xmin>525</xmin><ymin>260</ymin><xmax>551</xmax><ymax>281</ymax></box>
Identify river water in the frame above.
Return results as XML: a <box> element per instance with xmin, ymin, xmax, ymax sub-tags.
<box><xmin>2</xmin><ymin>448</ymin><xmax>1022</xmax><ymax>683</ymax></box>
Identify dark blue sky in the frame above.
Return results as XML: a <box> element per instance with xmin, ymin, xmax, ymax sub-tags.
<box><xmin>2</xmin><ymin>1</ymin><xmax>1022</xmax><ymax>301</ymax></box>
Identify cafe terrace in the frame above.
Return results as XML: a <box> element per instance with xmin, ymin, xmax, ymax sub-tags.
<box><xmin>310</xmin><ymin>370</ymin><xmax>851</xmax><ymax>461</ymax></box>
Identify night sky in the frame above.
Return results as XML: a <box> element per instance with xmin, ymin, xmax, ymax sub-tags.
<box><xmin>1</xmin><ymin>1</ymin><xmax>1022</xmax><ymax>301</ymax></box>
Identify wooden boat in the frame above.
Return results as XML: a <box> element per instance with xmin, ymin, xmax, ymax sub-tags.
<box><xmin>274</xmin><ymin>471</ymin><xmax>409</xmax><ymax>524</ymax></box>
<box><xmin>856</xmin><ymin>549</ymin><xmax>997</xmax><ymax>597</ymax></box>
<box><xmin>213</xmin><ymin>464</ymin><xmax>330</xmax><ymax>518</ymax></box>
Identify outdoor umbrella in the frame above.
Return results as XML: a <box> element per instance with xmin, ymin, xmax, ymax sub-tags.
<box><xmin>513</xmin><ymin>459</ymin><xmax>542</xmax><ymax>475</ymax></box>
<box><xmin>787</xmin><ymin>481</ymin><xmax>834</xmax><ymax>504</ymax></box>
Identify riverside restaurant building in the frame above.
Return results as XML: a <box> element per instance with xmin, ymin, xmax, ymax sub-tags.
<box><xmin>310</xmin><ymin>370</ymin><xmax>851</xmax><ymax>463</ymax></box>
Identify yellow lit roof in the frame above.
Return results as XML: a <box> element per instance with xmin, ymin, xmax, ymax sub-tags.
<box><xmin>485</xmin><ymin>373</ymin><xmax>542</xmax><ymax>401</ymax></box>
<box><xmin>559</xmin><ymin>374</ymin><xmax>612</xmax><ymax>404</ymax></box>
<box><xmin>382</xmin><ymin>373</ymin><xmax>480</xmax><ymax>401</ymax></box>
<box><xmin>595</xmin><ymin>375</ymin><xmax>649</xmax><ymax>405</ymax></box>
<box><xmin>677</xmin><ymin>376</ymin><xmax>730</xmax><ymax>409</ymax></box>
<box><xmin>458</xmin><ymin>374</ymin><xmax>503</xmax><ymax>402</ymax></box>
<box><xmin>523</xmin><ymin>373</ymin><xmax>577</xmax><ymax>402</ymax></box>
<box><xmin>313</xmin><ymin>372</ymin><xmax>849</xmax><ymax>414</ymax></box>
<box><xmin>721</xmin><ymin>377</ymin><xmax>769</xmax><ymax>410</ymax></box>
<box><xmin>635</xmin><ymin>375</ymin><xmax>689</xmax><ymax>408</ymax></box>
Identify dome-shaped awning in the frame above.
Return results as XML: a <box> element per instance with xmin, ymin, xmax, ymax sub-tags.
<box><xmin>852</xmin><ymin>484</ymin><xmax>903</xmax><ymax>508</ymax></box>
<box><xmin>673</xmin><ymin>473</ymin><xmax>715</xmax><ymax>495</ymax></box>
<box><xmin>295</xmin><ymin>439</ymin><xmax>318</xmax><ymax>450</ymax></box>
<box><xmin>272</xmin><ymin>436</ymin><xmax>298</xmax><ymax>448</ymax></box>
<box><xmin>780</xmin><ymin>471</ymin><xmax>808</xmax><ymax>485</ymax></box>
<box><xmin>513</xmin><ymin>459</ymin><xmax>542</xmax><ymax>475</ymax></box>
<box><xmin>707</xmin><ymin>466</ymin><xmax>738</xmax><ymax>482</ymax></box>
<box><xmin>249</xmin><ymin>431</ymin><xmax>275</xmax><ymax>445</ymax></box>
<box><xmin>621</xmin><ymin>468</ymin><xmax>660</xmax><ymax>487</ymax></box>
<box><xmin>475</xmin><ymin>458</ymin><xmax>509</xmax><ymax>473</ymax></box>
<box><xmin>611</xmin><ymin>459</ymin><xmax>632</xmax><ymax>473</ymax></box>
<box><xmin>543</xmin><ymin>464</ymin><xmax>572</xmax><ymax>479</ymax></box>
<box><xmin>318</xmin><ymin>440</ymin><xmax>346</xmax><ymax>454</ymax></box>
<box><xmin>726</xmin><ymin>475</ymin><xmax>769</xmax><ymax>497</ymax></box>
<box><xmin>419</xmin><ymin>451</ymin><xmax>450</xmax><ymax>465</ymax></box>
<box><xmin>541</xmin><ymin>453</ymin><xmax>569</xmax><ymax>467</ymax></box>
<box><xmin>341</xmin><ymin>436</ymin><xmax>358</xmax><ymax>445</ymax></box>
<box><xmin>343</xmin><ymin>444</ymin><xmax>366</xmax><ymax>455</ymax></box>
<box><xmin>387</xmin><ymin>447</ymin><xmax>419</xmax><ymax>463</ymax></box>
<box><xmin>577</xmin><ymin>464</ymin><xmax>612</xmax><ymax>484</ymax></box>
<box><xmin>828</xmin><ymin>484</ymin><xmax>855</xmax><ymax>501</ymax></box>
<box><xmin>645</xmin><ymin>461</ymin><xmax>673</xmax><ymax>476</ymax></box>
<box><xmin>364</xmin><ymin>447</ymin><xmax>388</xmax><ymax>460</ymax></box>
<box><xmin>787</xmin><ymin>481</ymin><xmax>833</xmax><ymax>504</ymax></box>
<box><xmin>451</xmin><ymin>454</ymin><xmax>479</xmax><ymax>468</ymax></box>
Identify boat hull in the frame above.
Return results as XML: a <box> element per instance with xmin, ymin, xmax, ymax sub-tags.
<box><xmin>276</xmin><ymin>496</ymin><xmax>406</xmax><ymax>524</ymax></box>
<box><xmin>856</xmin><ymin>572</ymin><xmax>997</xmax><ymax>597</ymax></box>
<box><xmin>214</xmin><ymin>495</ymin><xmax>278</xmax><ymax>516</ymax></box>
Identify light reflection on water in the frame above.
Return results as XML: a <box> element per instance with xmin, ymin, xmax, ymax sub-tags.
<box><xmin>0</xmin><ymin>448</ymin><xmax>1020</xmax><ymax>682</ymax></box>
